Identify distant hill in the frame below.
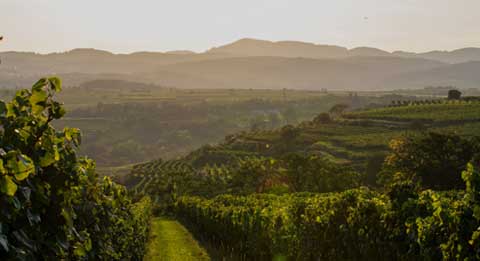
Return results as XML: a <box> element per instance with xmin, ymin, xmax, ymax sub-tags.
<box><xmin>207</xmin><ymin>38</ymin><xmax>349</xmax><ymax>59</ymax></box>
<box><xmin>387</xmin><ymin>61</ymin><xmax>480</xmax><ymax>89</ymax></box>
<box><xmin>1</xmin><ymin>38</ymin><xmax>480</xmax><ymax>90</ymax></box>
<box><xmin>165</xmin><ymin>50</ymin><xmax>197</xmax><ymax>55</ymax></box>
<box><xmin>146</xmin><ymin>56</ymin><xmax>445</xmax><ymax>90</ymax></box>
<box><xmin>208</xmin><ymin>38</ymin><xmax>480</xmax><ymax>63</ymax></box>
<box><xmin>350</xmin><ymin>47</ymin><xmax>391</xmax><ymax>57</ymax></box>
<box><xmin>413</xmin><ymin>48</ymin><xmax>480</xmax><ymax>64</ymax></box>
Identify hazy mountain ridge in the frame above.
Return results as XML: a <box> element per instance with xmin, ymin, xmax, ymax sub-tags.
<box><xmin>209</xmin><ymin>38</ymin><xmax>480</xmax><ymax>64</ymax></box>
<box><xmin>146</xmin><ymin>56</ymin><xmax>447</xmax><ymax>90</ymax></box>
<box><xmin>1</xmin><ymin>38</ymin><xmax>480</xmax><ymax>90</ymax></box>
<box><xmin>386</xmin><ymin>61</ymin><xmax>480</xmax><ymax>89</ymax></box>
<box><xmin>207</xmin><ymin>38</ymin><xmax>350</xmax><ymax>59</ymax></box>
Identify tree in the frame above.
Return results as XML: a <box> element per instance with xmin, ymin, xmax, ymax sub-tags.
<box><xmin>382</xmin><ymin>132</ymin><xmax>480</xmax><ymax>189</ymax></box>
<box><xmin>279</xmin><ymin>125</ymin><xmax>299</xmax><ymax>153</ymax></box>
<box><xmin>448</xmin><ymin>89</ymin><xmax>462</xmax><ymax>100</ymax></box>
<box><xmin>313</xmin><ymin>112</ymin><xmax>332</xmax><ymax>124</ymax></box>
<box><xmin>283</xmin><ymin>154</ymin><xmax>360</xmax><ymax>192</ymax></box>
<box><xmin>229</xmin><ymin>157</ymin><xmax>281</xmax><ymax>194</ymax></box>
<box><xmin>329</xmin><ymin>104</ymin><xmax>349</xmax><ymax>117</ymax></box>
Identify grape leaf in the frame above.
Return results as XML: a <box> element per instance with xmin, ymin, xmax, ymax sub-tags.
<box><xmin>0</xmin><ymin>175</ymin><xmax>17</xmax><ymax>196</ymax></box>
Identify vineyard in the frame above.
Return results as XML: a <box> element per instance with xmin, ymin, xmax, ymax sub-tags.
<box><xmin>129</xmin><ymin>159</ymin><xmax>199</xmax><ymax>203</ymax></box>
<box><xmin>123</xmin><ymin>96</ymin><xmax>480</xmax><ymax>259</ymax></box>
<box><xmin>346</xmin><ymin>101</ymin><xmax>480</xmax><ymax>122</ymax></box>
<box><xmin>3</xmin><ymin>5</ymin><xmax>480</xmax><ymax>258</ymax></box>
<box><xmin>192</xmin><ymin>102</ymin><xmax>480</xmax><ymax>168</ymax></box>
<box><xmin>2</xmin><ymin>77</ymin><xmax>480</xmax><ymax>259</ymax></box>
<box><xmin>126</xmin><ymin>99</ymin><xmax>480</xmax><ymax>195</ymax></box>
<box><xmin>175</xmin><ymin>163</ymin><xmax>480</xmax><ymax>260</ymax></box>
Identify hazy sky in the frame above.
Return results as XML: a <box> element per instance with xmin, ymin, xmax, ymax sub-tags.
<box><xmin>1</xmin><ymin>0</ymin><xmax>479</xmax><ymax>54</ymax></box>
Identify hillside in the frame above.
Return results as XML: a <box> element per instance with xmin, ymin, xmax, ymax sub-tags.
<box><xmin>149</xmin><ymin>56</ymin><xmax>445</xmax><ymax>90</ymax></box>
<box><xmin>126</xmin><ymin>97</ymin><xmax>480</xmax><ymax>260</ymax></box>
<box><xmin>387</xmin><ymin>61</ymin><xmax>480</xmax><ymax>89</ymax></box>
<box><xmin>198</xmin><ymin>101</ymin><xmax>480</xmax><ymax>166</ymax></box>
<box><xmin>126</xmin><ymin>99</ymin><xmax>480</xmax><ymax>195</ymax></box>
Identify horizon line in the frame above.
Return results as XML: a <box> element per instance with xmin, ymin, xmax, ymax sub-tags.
<box><xmin>0</xmin><ymin>37</ymin><xmax>479</xmax><ymax>55</ymax></box>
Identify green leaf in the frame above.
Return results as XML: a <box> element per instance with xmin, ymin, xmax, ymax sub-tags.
<box><xmin>14</xmin><ymin>170</ymin><xmax>30</xmax><ymax>181</ymax></box>
<box><xmin>32</xmin><ymin>78</ymin><xmax>48</xmax><ymax>91</ymax></box>
<box><xmin>84</xmin><ymin>238</ymin><xmax>92</xmax><ymax>251</ymax></box>
<box><xmin>474</xmin><ymin>206</ymin><xmax>480</xmax><ymax>221</ymax></box>
<box><xmin>0</xmin><ymin>161</ymin><xmax>5</xmax><ymax>174</ymax></box>
<box><xmin>48</xmin><ymin>77</ymin><xmax>62</xmax><ymax>92</ymax></box>
<box><xmin>73</xmin><ymin>244</ymin><xmax>86</xmax><ymax>257</ymax></box>
<box><xmin>61</xmin><ymin>208</ymin><xmax>73</xmax><ymax>227</ymax></box>
<box><xmin>64</xmin><ymin>128</ymin><xmax>81</xmax><ymax>146</ymax></box>
<box><xmin>0</xmin><ymin>175</ymin><xmax>17</xmax><ymax>196</ymax></box>
<box><xmin>40</xmin><ymin>146</ymin><xmax>60</xmax><ymax>167</ymax></box>
<box><xmin>29</xmin><ymin>89</ymin><xmax>48</xmax><ymax>115</ymax></box>
<box><xmin>6</xmin><ymin>152</ymin><xmax>34</xmax><ymax>181</ymax></box>
<box><xmin>5</xmin><ymin>103</ymin><xmax>15</xmax><ymax>118</ymax></box>
<box><xmin>50</xmin><ymin>101</ymin><xmax>66</xmax><ymax>119</ymax></box>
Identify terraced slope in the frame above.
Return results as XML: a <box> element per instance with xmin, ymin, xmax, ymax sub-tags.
<box><xmin>184</xmin><ymin>100</ymin><xmax>480</xmax><ymax>168</ymax></box>
<box><xmin>127</xmin><ymin>100</ymin><xmax>480</xmax><ymax>192</ymax></box>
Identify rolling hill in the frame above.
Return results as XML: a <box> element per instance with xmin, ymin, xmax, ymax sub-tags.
<box><xmin>209</xmin><ymin>38</ymin><xmax>480</xmax><ymax>63</ymax></box>
<box><xmin>148</xmin><ymin>56</ymin><xmax>445</xmax><ymax>90</ymax></box>
<box><xmin>1</xmin><ymin>38</ymin><xmax>480</xmax><ymax>90</ymax></box>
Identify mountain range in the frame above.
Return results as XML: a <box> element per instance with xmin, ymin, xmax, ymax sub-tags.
<box><xmin>1</xmin><ymin>38</ymin><xmax>479</xmax><ymax>90</ymax></box>
<box><xmin>208</xmin><ymin>38</ymin><xmax>480</xmax><ymax>64</ymax></box>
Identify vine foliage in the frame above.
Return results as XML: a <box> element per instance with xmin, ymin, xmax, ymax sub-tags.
<box><xmin>0</xmin><ymin>78</ymin><xmax>151</xmax><ymax>260</ymax></box>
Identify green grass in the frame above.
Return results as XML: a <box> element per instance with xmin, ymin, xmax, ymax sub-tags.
<box><xmin>144</xmin><ymin>217</ymin><xmax>210</xmax><ymax>261</ymax></box>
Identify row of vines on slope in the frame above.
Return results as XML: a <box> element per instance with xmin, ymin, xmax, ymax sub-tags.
<box><xmin>129</xmin><ymin>154</ymin><xmax>361</xmax><ymax>211</ymax></box>
<box><xmin>0</xmin><ymin>78</ymin><xmax>152</xmax><ymax>260</ymax></box>
<box><xmin>175</xmin><ymin>161</ymin><xmax>480</xmax><ymax>260</ymax></box>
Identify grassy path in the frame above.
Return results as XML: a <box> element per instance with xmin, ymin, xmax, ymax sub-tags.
<box><xmin>144</xmin><ymin>217</ymin><xmax>210</xmax><ymax>261</ymax></box>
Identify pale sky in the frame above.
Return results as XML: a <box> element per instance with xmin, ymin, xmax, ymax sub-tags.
<box><xmin>1</xmin><ymin>0</ymin><xmax>479</xmax><ymax>54</ymax></box>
